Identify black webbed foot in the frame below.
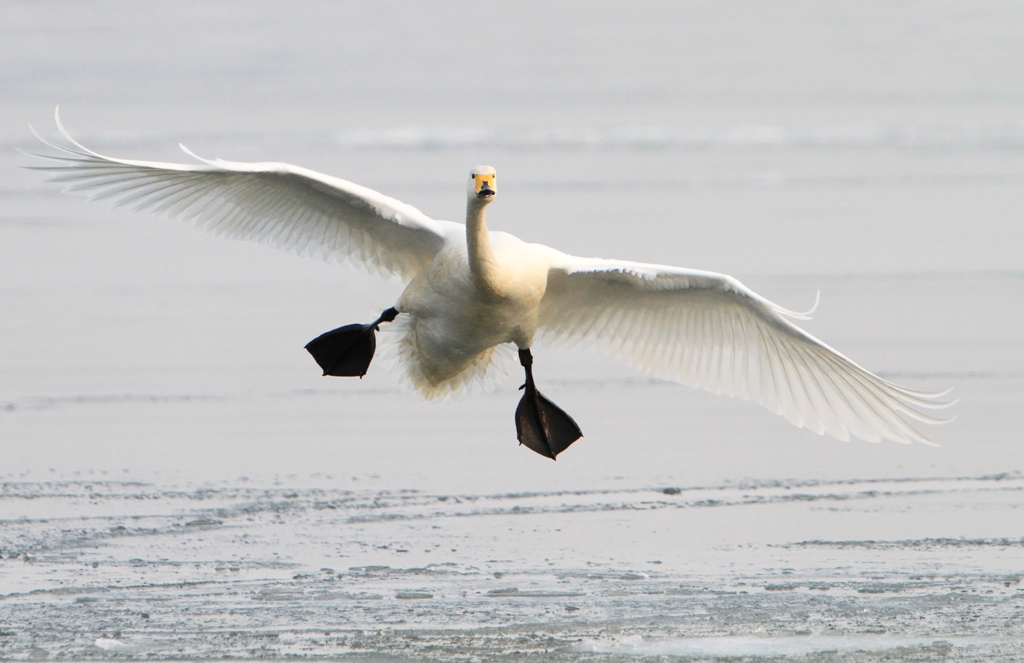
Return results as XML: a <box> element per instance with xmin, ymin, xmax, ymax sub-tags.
<box><xmin>305</xmin><ymin>323</ymin><xmax>377</xmax><ymax>377</ymax></box>
<box><xmin>515</xmin><ymin>349</ymin><xmax>583</xmax><ymax>459</ymax></box>
<box><xmin>516</xmin><ymin>384</ymin><xmax>584</xmax><ymax>459</ymax></box>
<box><xmin>305</xmin><ymin>308</ymin><xmax>397</xmax><ymax>378</ymax></box>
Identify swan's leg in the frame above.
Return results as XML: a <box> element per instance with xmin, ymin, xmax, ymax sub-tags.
<box><xmin>305</xmin><ymin>307</ymin><xmax>399</xmax><ymax>378</ymax></box>
<box><xmin>515</xmin><ymin>348</ymin><xmax>583</xmax><ymax>459</ymax></box>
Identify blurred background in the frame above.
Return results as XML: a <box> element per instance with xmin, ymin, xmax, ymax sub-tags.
<box><xmin>2</xmin><ymin>0</ymin><xmax>1021</xmax><ymax>487</ymax></box>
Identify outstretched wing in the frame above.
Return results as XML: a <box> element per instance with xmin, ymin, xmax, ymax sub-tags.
<box><xmin>538</xmin><ymin>254</ymin><xmax>953</xmax><ymax>444</ymax></box>
<box><xmin>27</xmin><ymin>110</ymin><xmax>461</xmax><ymax>281</ymax></box>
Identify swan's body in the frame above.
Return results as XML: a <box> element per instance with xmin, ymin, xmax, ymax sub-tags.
<box><xmin>399</xmin><ymin>233</ymin><xmax>551</xmax><ymax>394</ymax></box>
<box><xmin>30</xmin><ymin>111</ymin><xmax>953</xmax><ymax>450</ymax></box>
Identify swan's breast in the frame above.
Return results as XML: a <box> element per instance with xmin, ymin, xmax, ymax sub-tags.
<box><xmin>398</xmin><ymin>233</ymin><xmax>551</xmax><ymax>350</ymax></box>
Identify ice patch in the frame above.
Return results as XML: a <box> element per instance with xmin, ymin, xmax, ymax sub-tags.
<box><xmin>576</xmin><ymin>634</ymin><xmax>977</xmax><ymax>658</ymax></box>
<box><xmin>94</xmin><ymin>638</ymin><xmax>133</xmax><ymax>651</ymax></box>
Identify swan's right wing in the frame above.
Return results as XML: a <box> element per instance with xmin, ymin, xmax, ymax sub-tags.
<box><xmin>538</xmin><ymin>254</ymin><xmax>953</xmax><ymax>444</ymax></box>
<box><xmin>27</xmin><ymin>111</ymin><xmax>462</xmax><ymax>280</ymax></box>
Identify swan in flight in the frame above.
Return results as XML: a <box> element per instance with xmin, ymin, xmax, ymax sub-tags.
<box><xmin>29</xmin><ymin>111</ymin><xmax>952</xmax><ymax>459</ymax></box>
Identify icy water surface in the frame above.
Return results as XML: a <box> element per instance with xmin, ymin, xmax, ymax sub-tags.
<box><xmin>2</xmin><ymin>473</ymin><xmax>1022</xmax><ymax>660</ymax></box>
<box><xmin>3</xmin><ymin>1</ymin><xmax>1024</xmax><ymax>660</ymax></box>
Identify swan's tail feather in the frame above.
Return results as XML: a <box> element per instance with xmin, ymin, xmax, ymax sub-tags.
<box><xmin>378</xmin><ymin>315</ymin><xmax>514</xmax><ymax>401</ymax></box>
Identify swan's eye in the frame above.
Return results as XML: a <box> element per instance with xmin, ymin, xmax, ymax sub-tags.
<box><xmin>470</xmin><ymin>173</ymin><xmax>476</xmax><ymax>178</ymax></box>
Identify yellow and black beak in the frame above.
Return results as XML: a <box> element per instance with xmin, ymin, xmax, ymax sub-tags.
<box><xmin>474</xmin><ymin>173</ymin><xmax>496</xmax><ymax>199</ymax></box>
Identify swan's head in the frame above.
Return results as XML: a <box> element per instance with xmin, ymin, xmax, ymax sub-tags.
<box><xmin>468</xmin><ymin>166</ymin><xmax>497</xmax><ymax>202</ymax></box>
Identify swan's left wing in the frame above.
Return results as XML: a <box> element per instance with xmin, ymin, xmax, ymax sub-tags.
<box><xmin>537</xmin><ymin>254</ymin><xmax>953</xmax><ymax>444</ymax></box>
<box><xmin>27</xmin><ymin>111</ymin><xmax>461</xmax><ymax>280</ymax></box>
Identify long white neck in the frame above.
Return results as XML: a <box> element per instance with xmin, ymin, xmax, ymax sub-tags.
<box><xmin>466</xmin><ymin>198</ymin><xmax>503</xmax><ymax>298</ymax></box>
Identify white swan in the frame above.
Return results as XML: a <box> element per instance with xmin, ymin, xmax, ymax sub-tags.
<box><xmin>29</xmin><ymin>111</ymin><xmax>953</xmax><ymax>458</ymax></box>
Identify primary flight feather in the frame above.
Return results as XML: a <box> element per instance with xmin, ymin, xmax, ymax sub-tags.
<box><xmin>28</xmin><ymin>110</ymin><xmax>952</xmax><ymax>458</ymax></box>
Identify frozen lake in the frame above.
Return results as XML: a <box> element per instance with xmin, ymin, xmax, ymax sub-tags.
<box><xmin>2</xmin><ymin>2</ymin><xmax>1023</xmax><ymax>660</ymax></box>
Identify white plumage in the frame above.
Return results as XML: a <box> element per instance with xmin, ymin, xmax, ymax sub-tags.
<box><xmin>29</xmin><ymin>110</ymin><xmax>952</xmax><ymax>446</ymax></box>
